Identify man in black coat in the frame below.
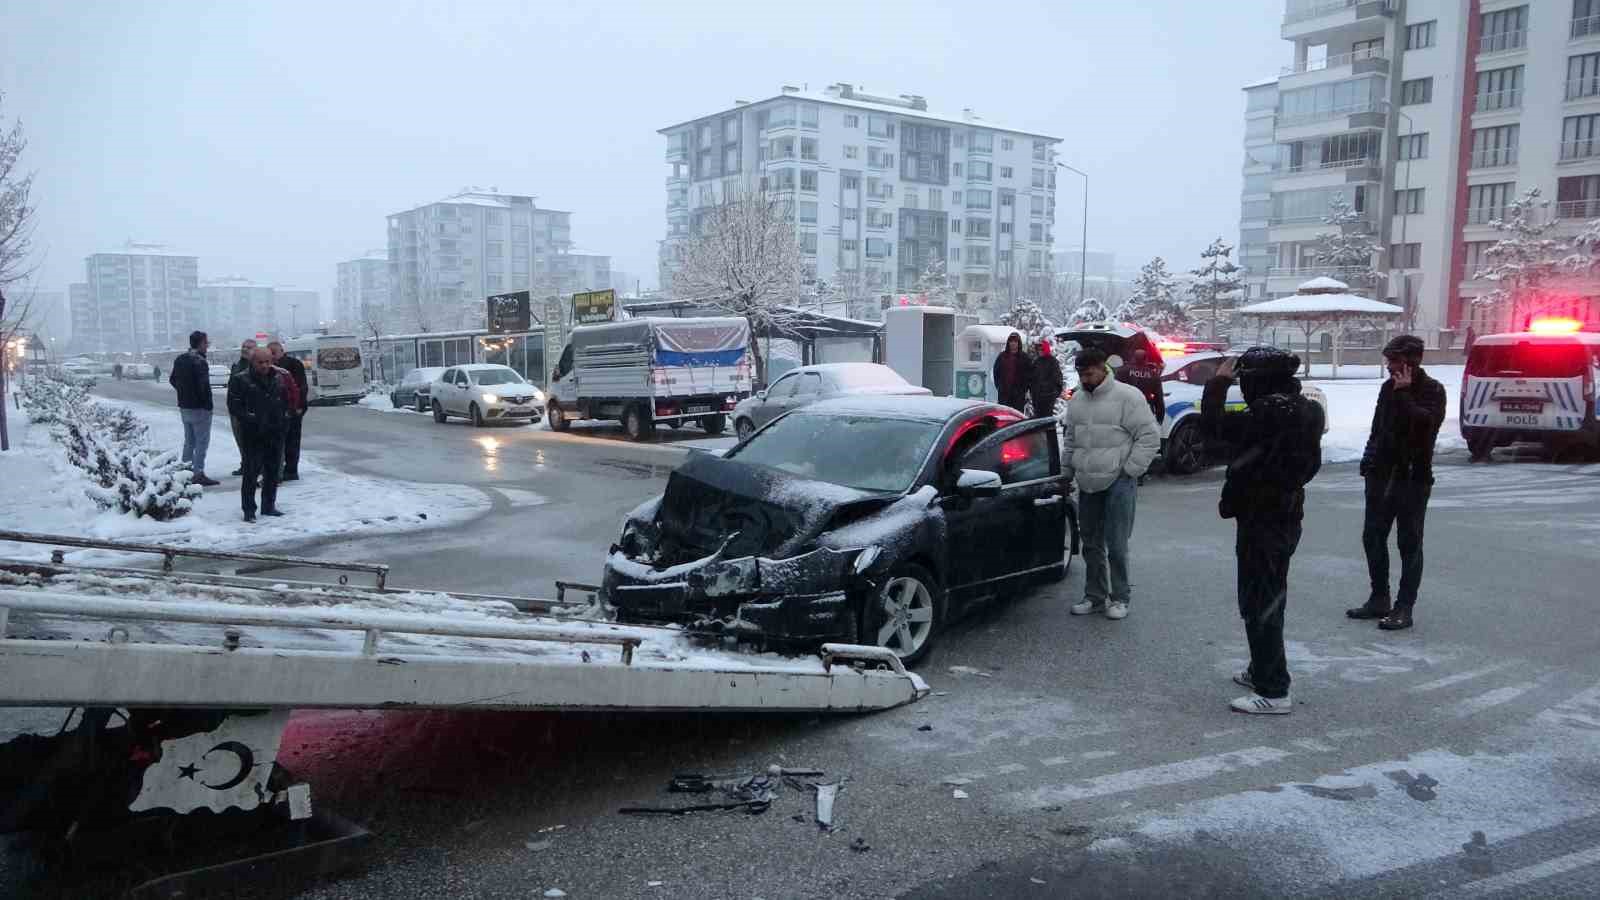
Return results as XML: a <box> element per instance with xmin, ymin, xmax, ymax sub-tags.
<box><xmin>1347</xmin><ymin>335</ymin><xmax>1447</xmax><ymax>632</ymax></box>
<box><xmin>227</xmin><ymin>338</ymin><xmax>258</xmax><ymax>477</ymax></box>
<box><xmin>1029</xmin><ymin>338</ymin><xmax>1066</xmax><ymax>419</ymax></box>
<box><xmin>168</xmin><ymin>330</ymin><xmax>220</xmax><ymax>486</ymax></box>
<box><xmin>1201</xmin><ymin>347</ymin><xmax>1325</xmax><ymax>716</ymax></box>
<box><xmin>992</xmin><ymin>332</ymin><xmax>1032</xmax><ymax>412</ymax></box>
<box><xmin>268</xmin><ymin>341</ymin><xmax>310</xmax><ymax>481</ymax></box>
<box><xmin>226</xmin><ymin>348</ymin><xmax>289</xmax><ymax>522</ymax></box>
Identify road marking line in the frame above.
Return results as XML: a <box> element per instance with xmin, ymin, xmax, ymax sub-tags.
<box><xmin>1325</xmin><ymin>726</ymin><xmax>1381</xmax><ymax>741</ymax></box>
<box><xmin>994</xmin><ymin>763</ymin><xmax>1028</xmax><ymax>775</ymax></box>
<box><xmin>1040</xmin><ymin>756</ymin><xmax>1071</xmax><ymax>767</ymax></box>
<box><xmin>1426</xmin><ymin>845</ymin><xmax>1600</xmax><ymax>897</ymax></box>
<box><xmin>1292</xmin><ymin>738</ymin><xmax>1334</xmax><ymax>753</ymax></box>
<box><xmin>1452</xmin><ymin>682</ymin><xmax>1540</xmax><ymax>718</ymax></box>
<box><xmin>1409</xmin><ymin>662</ymin><xmax>1518</xmax><ymax>693</ymax></box>
<box><xmin>1081</xmin><ymin>750</ymin><xmax>1118</xmax><ymax>760</ymax></box>
<box><xmin>1022</xmin><ymin>746</ymin><xmax>1292</xmax><ymax>805</ymax></box>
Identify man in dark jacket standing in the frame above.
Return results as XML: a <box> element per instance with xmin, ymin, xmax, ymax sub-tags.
<box><xmin>268</xmin><ymin>341</ymin><xmax>310</xmax><ymax>481</ymax></box>
<box><xmin>168</xmin><ymin>330</ymin><xmax>220</xmax><ymax>486</ymax></box>
<box><xmin>1029</xmin><ymin>338</ymin><xmax>1065</xmax><ymax>419</ymax></box>
<box><xmin>227</xmin><ymin>338</ymin><xmax>258</xmax><ymax>477</ymax></box>
<box><xmin>227</xmin><ymin>348</ymin><xmax>289</xmax><ymax>522</ymax></box>
<box><xmin>1347</xmin><ymin>335</ymin><xmax>1447</xmax><ymax>631</ymax></box>
<box><xmin>1202</xmin><ymin>347</ymin><xmax>1325</xmax><ymax>715</ymax></box>
<box><xmin>993</xmin><ymin>332</ymin><xmax>1032</xmax><ymax>412</ymax></box>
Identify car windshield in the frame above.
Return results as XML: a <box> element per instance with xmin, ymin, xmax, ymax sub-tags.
<box><xmin>730</xmin><ymin>413</ymin><xmax>941</xmax><ymax>493</ymax></box>
<box><xmin>828</xmin><ymin>366</ymin><xmax>909</xmax><ymax>390</ymax></box>
<box><xmin>472</xmin><ymin>369</ymin><xmax>525</xmax><ymax>386</ymax></box>
<box><xmin>1467</xmin><ymin>344</ymin><xmax>1587</xmax><ymax>379</ymax></box>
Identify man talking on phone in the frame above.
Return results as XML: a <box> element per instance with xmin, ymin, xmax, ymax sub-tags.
<box><xmin>1346</xmin><ymin>335</ymin><xmax>1446</xmax><ymax>632</ymax></box>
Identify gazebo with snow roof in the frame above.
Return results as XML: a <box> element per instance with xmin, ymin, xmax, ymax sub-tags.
<box><xmin>1237</xmin><ymin>277</ymin><xmax>1402</xmax><ymax>378</ymax></box>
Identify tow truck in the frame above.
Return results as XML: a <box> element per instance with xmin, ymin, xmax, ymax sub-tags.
<box><xmin>0</xmin><ymin>530</ymin><xmax>926</xmax><ymax>894</ymax></box>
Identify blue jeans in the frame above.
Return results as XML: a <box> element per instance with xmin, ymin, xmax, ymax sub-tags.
<box><xmin>1079</xmin><ymin>473</ymin><xmax>1138</xmax><ymax>606</ymax></box>
<box><xmin>180</xmin><ymin>408</ymin><xmax>213</xmax><ymax>478</ymax></box>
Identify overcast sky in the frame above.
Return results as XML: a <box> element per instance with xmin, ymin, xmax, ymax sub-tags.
<box><xmin>3</xmin><ymin>0</ymin><xmax>1288</xmax><ymax>310</ymax></box>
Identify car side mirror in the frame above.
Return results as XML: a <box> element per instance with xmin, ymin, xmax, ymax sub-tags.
<box><xmin>756</xmin><ymin>390</ymin><xmax>768</xmax><ymax>401</ymax></box>
<box><xmin>955</xmin><ymin>469</ymin><xmax>1002</xmax><ymax>499</ymax></box>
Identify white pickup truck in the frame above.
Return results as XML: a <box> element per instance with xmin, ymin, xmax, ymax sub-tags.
<box><xmin>546</xmin><ymin>317</ymin><xmax>754</xmax><ymax>441</ymax></box>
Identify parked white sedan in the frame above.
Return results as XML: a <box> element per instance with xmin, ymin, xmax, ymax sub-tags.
<box><xmin>430</xmin><ymin>364</ymin><xmax>544</xmax><ymax>427</ymax></box>
<box><xmin>208</xmin><ymin>365</ymin><xmax>232</xmax><ymax>389</ymax></box>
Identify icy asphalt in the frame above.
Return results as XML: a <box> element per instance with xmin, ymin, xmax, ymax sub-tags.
<box><xmin>12</xmin><ymin>381</ymin><xmax>1600</xmax><ymax>899</ymax></box>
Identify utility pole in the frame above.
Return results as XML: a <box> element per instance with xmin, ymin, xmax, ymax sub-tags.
<box><xmin>1056</xmin><ymin>162</ymin><xmax>1089</xmax><ymax>309</ymax></box>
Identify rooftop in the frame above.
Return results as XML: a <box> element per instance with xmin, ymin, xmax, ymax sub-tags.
<box><xmin>393</xmin><ymin>190</ymin><xmax>571</xmax><ymax>215</ymax></box>
<box><xmin>1242</xmin><ymin>75</ymin><xmax>1280</xmax><ymax>90</ymax></box>
<box><xmin>89</xmin><ymin>242</ymin><xmax>194</xmax><ymax>259</ymax></box>
<box><xmin>660</xmin><ymin>82</ymin><xmax>1062</xmax><ymax>141</ymax></box>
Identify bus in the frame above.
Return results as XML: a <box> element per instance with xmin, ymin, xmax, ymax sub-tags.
<box><xmin>284</xmin><ymin>334</ymin><xmax>367</xmax><ymax>404</ymax></box>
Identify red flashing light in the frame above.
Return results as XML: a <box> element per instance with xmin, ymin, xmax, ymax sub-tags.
<box><xmin>1156</xmin><ymin>340</ymin><xmax>1188</xmax><ymax>354</ymax></box>
<box><xmin>1000</xmin><ymin>439</ymin><xmax>1028</xmax><ymax>465</ymax></box>
<box><xmin>1528</xmin><ymin>317</ymin><xmax>1583</xmax><ymax>334</ymax></box>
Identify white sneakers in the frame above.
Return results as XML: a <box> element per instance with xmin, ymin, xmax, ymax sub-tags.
<box><xmin>1105</xmin><ymin>602</ymin><xmax>1129</xmax><ymax>620</ymax></box>
<box><xmin>1230</xmin><ymin>693</ymin><xmax>1293</xmax><ymax>715</ymax></box>
<box><xmin>1071</xmin><ymin>600</ymin><xmax>1129</xmax><ymax>619</ymax></box>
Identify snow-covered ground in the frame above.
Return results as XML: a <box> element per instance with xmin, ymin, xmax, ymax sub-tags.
<box><xmin>0</xmin><ymin>392</ymin><xmax>490</xmax><ymax>564</ymax></box>
<box><xmin>1306</xmin><ymin>364</ymin><xmax>1467</xmax><ymax>464</ymax></box>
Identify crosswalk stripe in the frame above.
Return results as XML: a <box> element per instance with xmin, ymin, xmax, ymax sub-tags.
<box><xmin>1452</xmin><ymin>682</ymin><xmax>1540</xmax><ymax>718</ymax></box>
<box><xmin>1017</xmin><ymin>746</ymin><xmax>1291</xmax><ymax>806</ymax></box>
<box><xmin>1410</xmin><ymin>661</ymin><xmax>1518</xmax><ymax>693</ymax></box>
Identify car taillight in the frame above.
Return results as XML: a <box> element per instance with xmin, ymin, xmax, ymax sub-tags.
<box><xmin>655</xmin><ymin>402</ymin><xmax>677</xmax><ymax>417</ymax></box>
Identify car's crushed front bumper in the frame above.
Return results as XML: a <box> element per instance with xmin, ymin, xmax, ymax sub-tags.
<box><xmin>602</xmin><ymin>543</ymin><xmax>876</xmax><ymax>645</ymax></box>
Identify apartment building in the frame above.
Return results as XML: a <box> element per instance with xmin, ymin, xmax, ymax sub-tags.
<box><xmin>273</xmin><ymin>288</ymin><xmax>321</xmax><ymax>335</ymax></box>
<box><xmin>200</xmin><ymin>277</ymin><xmax>276</xmax><ymax>341</ymax></box>
<box><xmin>77</xmin><ymin>243</ymin><xmax>200</xmax><ymax>353</ymax></box>
<box><xmin>1241</xmin><ymin>0</ymin><xmax>1600</xmax><ymax>345</ymax></box>
<box><xmin>386</xmin><ymin>190</ymin><xmax>608</xmax><ymax>331</ymax></box>
<box><xmin>335</xmin><ymin>251</ymin><xmax>389</xmax><ymax>329</ymax></box>
<box><xmin>659</xmin><ymin>83</ymin><xmax>1063</xmax><ymax>315</ymax></box>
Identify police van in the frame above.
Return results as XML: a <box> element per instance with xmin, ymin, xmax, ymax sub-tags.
<box><xmin>1461</xmin><ymin>321</ymin><xmax>1600</xmax><ymax>459</ymax></box>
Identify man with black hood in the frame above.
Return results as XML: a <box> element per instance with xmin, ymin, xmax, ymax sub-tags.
<box><xmin>1202</xmin><ymin>347</ymin><xmax>1324</xmax><ymax>715</ymax></box>
<box><xmin>1347</xmin><ymin>335</ymin><xmax>1446</xmax><ymax>632</ymax></box>
<box><xmin>992</xmin><ymin>332</ymin><xmax>1032</xmax><ymax>412</ymax></box>
<box><xmin>1029</xmin><ymin>338</ymin><xmax>1065</xmax><ymax>419</ymax></box>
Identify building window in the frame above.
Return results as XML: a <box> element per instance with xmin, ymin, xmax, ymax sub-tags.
<box><xmin>868</xmin><ymin>115</ymin><xmax>895</xmax><ymax>138</ymax></box>
<box><xmin>1390</xmin><ymin>243</ymin><xmax>1421</xmax><ymax>269</ymax></box>
<box><xmin>1028</xmin><ymin>249</ymin><xmax>1043</xmax><ymax>268</ymax></box>
<box><xmin>843</xmin><ymin>207</ymin><xmax>859</xmax><ymax>221</ymax></box>
<box><xmin>966</xmin><ymin>189</ymin><xmax>992</xmax><ymax>210</ymax></box>
<box><xmin>865</xmin><ymin>238</ymin><xmax>891</xmax><ymax>259</ymax></box>
<box><xmin>1000</xmin><ymin>221</ymin><xmax>1013</xmax><ymax>234</ymax></box>
<box><xmin>1579</xmin><ymin>0</ymin><xmax>1600</xmax><ymax>38</ymax></box>
<box><xmin>844</xmin><ymin>114</ymin><xmax>859</xmax><ymax>128</ymax></box>
<box><xmin>970</xmin><ymin>131</ymin><xmax>993</xmax><ymax>153</ymax></box>
<box><xmin>1563</xmin><ymin>114</ymin><xmax>1600</xmax><ymax>160</ymax></box>
<box><xmin>771</xmin><ymin>137</ymin><xmax>795</xmax><ymax>159</ymax></box>
<box><xmin>774</xmin><ymin>168</ymin><xmax>795</xmax><ymax>190</ymax></box>
<box><xmin>1394</xmin><ymin>188</ymin><xmax>1424</xmax><ymax>214</ymax></box>
<box><xmin>999</xmin><ymin>165</ymin><xmax>1013</xmax><ymax>179</ymax></box>
<box><xmin>1030</xmin><ymin>195</ymin><xmax>1045</xmax><ymax>216</ymax></box>
<box><xmin>799</xmin><ymin>201</ymin><xmax>818</xmax><ymax>224</ymax></box>
<box><xmin>1397</xmin><ymin>133</ymin><xmax>1429</xmax><ymax>160</ymax></box>
<box><xmin>968</xmin><ymin>218</ymin><xmax>991</xmax><ymax>238</ymax></box>
<box><xmin>487</xmin><ymin>242</ymin><xmax>504</xmax><ymax>259</ymax></box>
<box><xmin>1466</xmin><ymin>182</ymin><xmax>1516</xmax><ymax>224</ymax></box>
<box><xmin>952</xmin><ymin>190</ymin><xmax>961</xmax><ymax>205</ymax></box>
<box><xmin>969</xmin><ymin>247</ymin><xmax>991</xmax><ymax>266</ymax></box>
<box><xmin>843</xmin><ymin>145</ymin><xmax>859</xmax><ymax>159</ymax></box>
<box><xmin>801</xmin><ymin>138</ymin><xmax>818</xmax><ymax>161</ymax></box>
<box><xmin>868</xmin><ymin>147</ymin><xmax>895</xmax><ymax>169</ymax></box>
<box><xmin>801</xmin><ymin>104</ymin><xmax>819</xmax><ymax>128</ymax></box>
<box><xmin>1031</xmin><ymin>168</ymin><xmax>1046</xmax><ymax>188</ymax></box>
<box><xmin>1475</xmin><ymin>66</ymin><xmax>1524</xmax><ymax>111</ymax></box>
<box><xmin>1029</xmin><ymin>223</ymin><xmax>1044</xmax><ymax>242</ymax></box>
<box><xmin>1463</xmin><ymin>240</ymin><xmax>1495</xmax><ymax>276</ymax></box>
<box><xmin>950</xmin><ymin>247</ymin><xmax>961</xmax><ymax>262</ymax></box>
<box><xmin>842</xmin><ymin>239</ymin><xmax>859</xmax><ymax>253</ymax></box>
<box><xmin>723</xmin><ymin>116</ymin><xmax>738</xmax><ymax>143</ymax></box>
<box><xmin>1480</xmin><ymin>6</ymin><xmax>1527</xmax><ymax>54</ymax></box>
<box><xmin>951</xmin><ymin>219</ymin><xmax>962</xmax><ymax>235</ymax></box>
<box><xmin>1000</xmin><ymin>193</ymin><xmax>1014</xmax><ymax>208</ymax></box>
<box><xmin>1405</xmin><ymin>20</ymin><xmax>1436</xmax><ymax>50</ymax></box>
<box><xmin>1471</xmin><ymin>124</ymin><xmax>1519</xmax><ymax>167</ymax></box>
<box><xmin>799</xmin><ymin>170</ymin><xmax>818</xmax><ymax>192</ymax></box>
<box><xmin>800</xmin><ymin>232</ymin><xmax>818</xmax><ymax>255</ymax></box>
<box><xmin>970</xmin><ymin>160</ymin><xmax>992</xmax><ymax>182</ymax></box>
<box><xmin>842</xmin><ymin>174</ymin><xmax>860</xmax><ymax>190</ymax></box>
<box><xmin>1001</xmin><ymin>137</ymin><xmax>1014</xmax><ymax>151</ymax></box>
<box><xmin>1568</xmin><ymin>52</ymin><xmax>1600</xmax><ymax>100</ymax></box>
<box><xmin>1401</xmin><ymin>77</ymin><xmax>1433</xmax><ymax>105</ymax></box>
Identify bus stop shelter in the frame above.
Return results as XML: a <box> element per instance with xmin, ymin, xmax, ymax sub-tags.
<box><xmin>1238</xmin><ymin>277</ymin><xmax>1402</xmax><ymax>378</ymax></box>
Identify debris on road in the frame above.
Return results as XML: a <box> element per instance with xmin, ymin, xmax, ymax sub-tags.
<box><xmin>947</xmin><ymin>665</ymin><xmax>993</xmax><ymax>678</ymax></box>
<box><xmin>942</xmin><ymin>777</ymin><xmax>973</xmax><ymax>787</ymax></box>
<box><xmin>952</xmin><ymin>789</ymin><xmax>970</xmax><ymax>799</ymax></box>
<box><xmin>850</xmin><ymin>837</ymin><xmax>871</xmax><ymax>853</ymax></box>
<box><xmin>814</xmin><ymin>781</ymin><xmax>839</xmax><ymax>832</ymax></box>
<box><xmin>917</xmin><ymin>724</ymin><xmax>933</xmax><ymax>732</ymax></box>
<box><xmin>1030</xmin><ymin>877</ymin><xmax>1046</xmax><ymax>885</ymax></box>
<box><xmin>543</xmin><ymin>891</ymin><xmax>567</xmax><ymax>898</ymax></box>
<box><xmin>524</xmin><ymin>839</ymin><xmax>553</xmax><ymax>851</ymax></box>
<box><xmin>624</xmin><ymin>766</ymin><xmax>835</xmax><ymax>818</ymax></box>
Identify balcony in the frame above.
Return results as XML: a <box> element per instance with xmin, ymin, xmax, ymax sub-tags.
<box><xmin>1557</xmin><ymin>199</ymin><xmax>1600</xmax><ymax>219</ymax></box>
<box><xmin>1282</xmin><ymin>46</ymin><xmax>1389</xmax><ymax>77</ymax></box>
<box><xmin>1478</xmin><ymin>30</ymin><xmax>1526</xmax><ymax>57</ymax></box>
<box><xmin>665</xmin><ymin>144</ymin><xmax>687</xmax><ymax>162</ymax></box>
<box><xmin>1574</xmin><ymin>15</ymin><xmax>1600</xmax><ymax>40</ymax></box>
<box><xmin>1281</xmin><ymin>0</ymin><xmax>1391</xmax><ymax>39</ymax></box>
<box><xmin>1473</xmin><ymin>89</ymin><xmax>1522</xmax><ymax>114</ymax></box>
<box><xmin>1566</xmin><ymin>77</ymin><xmax>1600</xmax><ymax>101</ymax></box>
<box><xmin>1282</xmin><ymin>155</ymin><xmax>1383</xmax><ymax>180</ymax></box>
<box><xmin>1465</xmin><ymin>206</ymin><xmax>1509</xmax><ymax>226</ymax></box>
<box><xmin>1276</xmin><ymin>101</ymin><xmax>1386</xmax><ymax>132</ymax></box>
<box><xmin>1284</xmin><ymin>0</ymin><xmax>1358</xmax><ymax>23</ymax></box>
<box><xmin>1267</xmin><ymin>264</ymin><xmax>1373</xmax><ymax>279</ymax></box>
<box><xmin>665</xmin><ymin>173</ymin><xmax>687</xmax><ymax>188</ymax></box>
<box><xmin>1470</xmin><ymin>147</ymin><xmax>1519</xmax><ymax>169</ymax></box>
<box><xmin>1559</xmin><ymin>140</ymin><xmax>1600</xmax><ymax>163</ymax></box>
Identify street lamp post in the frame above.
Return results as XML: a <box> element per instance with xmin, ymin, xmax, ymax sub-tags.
<box><xmin>1056</xmin><ymin>162</ymin><xmax>1089</xmax><ymax>311</ymax></box>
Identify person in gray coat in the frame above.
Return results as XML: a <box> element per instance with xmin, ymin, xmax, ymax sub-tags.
<box><xmin>1060</xmin><ymin>347</ymin><xmax>1161</xmax><ymax>620</ymax></box>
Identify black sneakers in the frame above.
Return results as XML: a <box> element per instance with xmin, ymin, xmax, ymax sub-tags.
<box><xmin>1346</xmin><ymin>597</ymin><xmax>1392</xmax><ymax>620</ymax></box>
<box><xmin>261</xmin><ymin>508</ymin><xmax>285</xmax><ymax>517</ymax></box>
<box><xmin>1378</xmin><ymin>607</ymin><xmax>1414</xmax><ymax>631</ymax></box>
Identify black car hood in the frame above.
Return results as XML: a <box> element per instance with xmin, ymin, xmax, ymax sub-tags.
<box><xmin>654</xmin><ymin>453</ymin><xmax>895</xmax><ymax>562</ymax></box>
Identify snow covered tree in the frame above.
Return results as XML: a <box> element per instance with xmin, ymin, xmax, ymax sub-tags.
<box><xmin>18</xmin><ymin>374</ymin><xmax>88</xmax><ymax>425</ymax></box>
<box><xmin>1188</xmin><ymin>237</ymin><xmax>1243</xmax><ymax>341</ymax></box>
<box><xmin>1473</xmin><ymin>188</ymin><xmax>1565</xmax><ymax>327</ymax></box>
<box><xmin>57</xmin><ymin>414</ymin><xmax>200</xmax><ymax>520</ymax></box>
<box><xmin>1128</xmin><ymin>257</ymin><xmax>1189</xmax><ymax>335</ymax></box>
<box><xmin>999</xmin><ymin>298</ymin><xmax>1054</xmax><ymax>339</ymax></box>
<box><xmin>1312</xmin><ymin>193</ymin><xmax>1381</xmax><ymax>292</ymax></box>
<box><xmin>671</xmin><ymin>180</ymin><xmax>801</xmax><ymax>383</ymax></box>
<box><xmin>913</xmin><ymin>256</ymin><xmax>961</xmax><ymax>310</ymax></box>
<box><xmin>0</xmin><ymin>92</ymin><xmax>37</xmax><ymax>452</ymax></box>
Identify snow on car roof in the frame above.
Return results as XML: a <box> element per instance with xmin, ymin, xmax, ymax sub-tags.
<box><xmin>802</xmin><ymin>362</ymin><xmax>910</xmax><ymax>383</ymax></box>
<box><xmin>1161</xmin><ymin>350</ymin><xmax>1228</xmax><ymax>375</ymax></box>
<box><xmin>800</xmin><ymin>394</ymin><xmax>990</xmax><ymax>422</ymax></box>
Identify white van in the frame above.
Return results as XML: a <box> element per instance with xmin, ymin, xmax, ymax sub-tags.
<box><xmin>284</xmin><ymin>334</ymin><xmax>367</xmax><ymax>405</ymax></box>
<box><xmin>1461</xmin><ymin>326</ymin><xmax>1600</xmax><ymax>459</ymax></box>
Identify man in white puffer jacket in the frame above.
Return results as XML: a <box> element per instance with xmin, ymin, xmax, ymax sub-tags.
<box><xmin>1061</xmin><ymin>347</ymin><xmax>1161</xmax><ymax>620</ymax></box>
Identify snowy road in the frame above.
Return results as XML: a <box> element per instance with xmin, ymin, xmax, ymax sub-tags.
<box><xmin>4</xmin><ymin>379</ymin><xmax>1599</xmax><ymax>899</ymax></box>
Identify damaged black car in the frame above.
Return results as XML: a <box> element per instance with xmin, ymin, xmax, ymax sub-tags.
<box><xmin>603</xmin><ymin>396</ymin><xmax>1080</xmax><ymax>664</ymax></box>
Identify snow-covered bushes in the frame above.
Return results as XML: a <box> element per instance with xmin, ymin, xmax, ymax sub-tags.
<box><xmin>21</xmin><ymin>373</ymin><xmax>199</xmax><ymax>520</ymax></box>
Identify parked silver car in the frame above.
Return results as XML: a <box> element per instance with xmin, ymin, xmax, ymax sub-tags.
<box><xmin>431</xmin><ymin>364</ymin><xmax>545</xmax><ymax>427</ymax></box>
<box><xmin>732</xmin><ymin>363</ymin><xmax>931</xmax><ymax>442</ymax></box>
<box><xmin>208</xmin><ymin>365</ymin><xmax>231</xmax><ymax>389</ymax></box>
<box><xmin>391</xmin><ymin>366</ymin><xmax>446</xmax><ymax>412</ymax></box>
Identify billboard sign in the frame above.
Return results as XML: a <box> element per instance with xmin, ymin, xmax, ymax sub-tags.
<box><xmin>486</xmin><ymin>290</ymin><xmax>532</xmax><ymax>334</ymax></box>
<box><xmin>572</xmin><ymin>289</ymin><xmax>616</xmax><ymax>326</ymax></box>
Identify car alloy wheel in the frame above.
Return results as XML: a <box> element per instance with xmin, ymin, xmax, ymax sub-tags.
<box><xmin>872</xmin><ymin>566</ymin><xmax>940</xmax><ymax>664</ymax></box>
<box><xmin>1166</xmin><ymin>420</ymin><xmax>1205</xmax><ymax>476</ymax></box>
<box><xmin>548</xmin><ymin>402</ymin><xmax>570</xmax><ymax>432</ymax></box>
<box><xmin>432</xmin><ymin>400</ymin><xmax>446</xmax><ymax>424</ymax></box>
<box><xmin>470</xmin><ymin>403</ymin><xmax>486</xmax><ymax>427</ymax></box>
<box><xmin>736</xmin><ymin>418</ymin><xmax>755</xmax><ymax>442</ymax></box>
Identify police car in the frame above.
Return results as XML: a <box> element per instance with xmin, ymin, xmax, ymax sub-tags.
<box><xmin>1461</xmin><ymin>319</ymin><xmax>1600</xmax><ymax>460</ymax></box>
<box><xmin>1159</xmin><ymin>347</ymin><xmax>1330</xmax><ymax>475</ymax></box>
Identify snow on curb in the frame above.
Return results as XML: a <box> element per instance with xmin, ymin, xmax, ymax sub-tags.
<box><xmin>0</xmin><ymin>395</ymin><xmax>490</xmax><ymax>565</ymax></box>
<box><xmin>1310</xmin><ymin>365</ymin><xmax>1467</xmax><ymax>464</ymax></box>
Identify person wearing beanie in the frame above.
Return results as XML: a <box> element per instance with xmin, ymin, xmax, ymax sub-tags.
<box><xmin>1346</xmin><ymin>334</ymin><xmax>1446</xmax><ymax>632</ymax></box>
<box><xmin>1202</xmin><ymin>347</ymin><xmax>1325</xmax><ymax>715</ymax></box>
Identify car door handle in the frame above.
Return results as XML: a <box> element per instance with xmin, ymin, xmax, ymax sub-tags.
<box><xmin>1033</xmin><ymin>496</ymin><xmax>1063</xmax><ymax>507</ymax></box>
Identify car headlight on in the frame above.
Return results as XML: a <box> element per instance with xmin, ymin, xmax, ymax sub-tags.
<box><xmin>482</xmin><ymin>393</ymin><xmax>500</xmax><ymax>404</ymax></box>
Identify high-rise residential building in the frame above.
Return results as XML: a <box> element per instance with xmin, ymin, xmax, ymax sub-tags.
<box><xmin>335</xmin><ymin>251</ymin><xmax>389</xmax><ymax>330</ymax></box>
<box><xmin>80</xmin><ymin>243</ymin><xmax>200</xmax><ymax>353</ymax></box>
<box><xmin>200</xmin><ymin>277</ymin><xmax>276</xmax><ymax>341</ymax></box>
<box><xmin>273</xmin><ymin>288</ymin><xmax>320</xmax><ymax>336</ymax></box>
<box><xmin>67</xmin><ymin>283</ymin><xmax>90</xmax><ymax>351</ymax></box>
<box><xmin>659</xmin><ymin>83</ymin><xmax>1063</xmax><ymax>314</ymax></box>
<box><xmin>386</xmin><ymin>189</ymin><xmax>606</xmax><ymax>332</ymax></box>
<box><xmin>566</xmin><ymin>253</ymin><xmax>612</xmax><ymax>293</ymax></box>
<box><xmin>1242</xmin><ymin>0</ymin><xmax>1600</xmax><ymax>346</ymax></box>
